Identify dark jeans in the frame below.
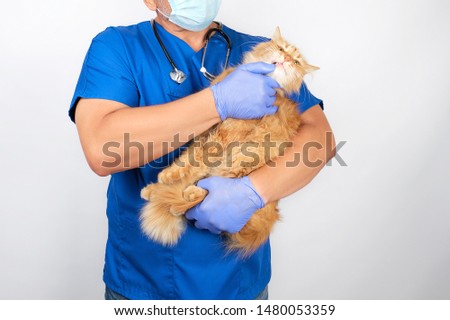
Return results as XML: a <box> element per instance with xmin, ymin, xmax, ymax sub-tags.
<box><xmin>105</xmin><ymin>286</ymin><xmax>269</xmax><ymax>300</ymax></box>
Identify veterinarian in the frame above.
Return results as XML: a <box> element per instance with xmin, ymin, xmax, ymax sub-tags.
<box><xmin>69</xmin><ymin>0</ymin><xmax>334</xmax><ymax>299</ymax></box>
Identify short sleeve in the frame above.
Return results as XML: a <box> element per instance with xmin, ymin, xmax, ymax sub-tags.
<box><xmin>68</xmin><ymin>27</ymin><xmax>139</xmax><ymax>122</ymax></box>
<box><xmin>289</xmin><ymin>82</ymin><xmax>324</xmax><ymax>113</ymax></box>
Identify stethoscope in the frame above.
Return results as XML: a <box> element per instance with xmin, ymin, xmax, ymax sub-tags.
<box><xmin>151</xmin><ymin>20</ymin><xmax>232</xmax><ymax>84</ymax></box>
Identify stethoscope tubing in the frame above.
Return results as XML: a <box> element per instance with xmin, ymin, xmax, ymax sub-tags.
<box><xmin>151</xmin><ymin>20</ymin><xmax>232</xmax><ymax>84</ymax></box>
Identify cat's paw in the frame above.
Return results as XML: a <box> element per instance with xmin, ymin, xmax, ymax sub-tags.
<box><xmin>158</xmin><ymin>166</ymin><xmax>186</xmax><ymax>184</ymax></box>
<box><xmin>140</xmin><ymin>184</ymin><xmax>156</xmax><ymax>201</ymax></box>
<box><xmin>140</xmin><ymin>202</ymin><xmax>186</xmax><ymax>246</ymax></box>
<box><xmin>182</xmin><ymin>185</ymin><xmax>208</xmax><ymax>202</ymax></box>
<box><xmin>168</xmin><ymin>186</ymin><xmax>208</xmax><ymax>216</ymax></box>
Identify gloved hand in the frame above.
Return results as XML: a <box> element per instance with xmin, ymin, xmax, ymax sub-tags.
<box><xmin>185</xmin><ymin>176</ymin><xmax>265</xmax><ymax>234</ymax></box>
<box><xmin>211</xmin><ymin>62</ymin><xmax>280</xmax><ymax>120</ymax></box>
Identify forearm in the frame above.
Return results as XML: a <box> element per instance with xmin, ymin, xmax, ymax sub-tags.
<box><xmin>249</xmin><ymin>106</ymin><xmax>336</xmax><ymax>203</ymax></box>
<box><xmin>76</xmin><ymin>89</ymin><xmax>220</xmax><ymax>176</ymax></box>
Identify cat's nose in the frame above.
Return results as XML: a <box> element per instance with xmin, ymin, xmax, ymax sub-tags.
<box><xmin>283</xmin><ymin>55</ymin><xmax>291</xmax><ymax>62</ymax></box>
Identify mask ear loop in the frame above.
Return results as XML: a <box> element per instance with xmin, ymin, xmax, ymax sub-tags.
<box><xmin>200</xmin><ymin>24</ymin><xmax>232</xmax><ymax>81</ymax></box>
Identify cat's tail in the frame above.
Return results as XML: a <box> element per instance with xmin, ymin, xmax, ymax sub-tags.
<box><xmin>226</xmin><ymin>202</ymin><xmax>280</xmax><ymax>258</ymax></box>
<box><xmin>140</xmin><ymin>181</ymin><xmax>207</xmax><ymax>246</ymax></box>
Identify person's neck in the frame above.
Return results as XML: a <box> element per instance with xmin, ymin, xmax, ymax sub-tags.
<box><xmin>154</xmin><ymin>15</ymin><xmax>216</xmax><ymax>52</ymax></box>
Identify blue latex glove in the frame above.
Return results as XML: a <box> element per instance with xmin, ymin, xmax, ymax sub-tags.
<box><xmin>211</xmin><ymin>62</ymin><xmax>280</xmax><ymax>120</ymax></box>
<box><xmin>185</xmin><ymin>176</ymin><xmax>265</xmax><ymax>234</ymax></box>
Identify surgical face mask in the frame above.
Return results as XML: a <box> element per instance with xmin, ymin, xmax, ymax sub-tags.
<box><xmin>158</xmin><ymin>0</ymin><xmax>222</xmax><ymax>32</ymax></box>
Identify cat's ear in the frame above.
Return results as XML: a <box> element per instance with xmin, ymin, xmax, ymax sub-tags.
<box><xmin>304</xmin><ymin>63</ymin><xmax>320</xmax><ymax>74</ymax></box>
<box><xmin>273</xmin><ymin>26</ymin><xmax>282</xmax><ymax>41</ymax></box>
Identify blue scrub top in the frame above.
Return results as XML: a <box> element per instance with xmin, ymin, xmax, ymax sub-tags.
<box><xmin>69</xmin><ymin>21</ymin><xmax>322</xmax><ymax>300</ymax></box>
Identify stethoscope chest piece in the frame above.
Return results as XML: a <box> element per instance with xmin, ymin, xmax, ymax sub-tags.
<box><xmin>170</xmin><ymin>68</ymin><xmax>187</xmax><ymax>84</ymax></box>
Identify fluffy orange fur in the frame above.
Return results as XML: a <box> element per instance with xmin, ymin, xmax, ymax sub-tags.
<box><xmin>140</xmin><ymin>27</ymin><xmax>319</xmax><ymax>257</ymax></box>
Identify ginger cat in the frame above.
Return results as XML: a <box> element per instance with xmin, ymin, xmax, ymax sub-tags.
<box><xmin>140</xmin><ymin>27</ymin><xmax>319</xmax><ymax>257</ymax></box>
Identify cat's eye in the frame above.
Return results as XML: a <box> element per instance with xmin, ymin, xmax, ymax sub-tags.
<box><xmin>294</xmin><ymin>61</ymin><xmax>300</xmax><ymax>65</ymax></box>
<box><xmin>278</xmin><ymin>46</ymin><xmax>284</xmax><ymax>52</ymax></box>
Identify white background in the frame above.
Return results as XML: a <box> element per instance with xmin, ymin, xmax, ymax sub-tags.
<box><xmin>0</xmin><ymin>0</ymin><xmax>449</xmax><ymax>299</ymax></box>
